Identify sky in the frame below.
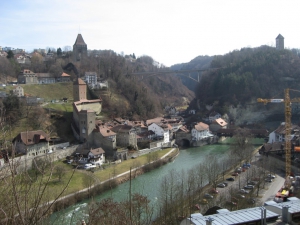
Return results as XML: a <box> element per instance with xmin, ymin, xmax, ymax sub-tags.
<box><xmin>1</xmin><ymin>0</ymin><xmax>300</xmax><ymax>67</ymax></box>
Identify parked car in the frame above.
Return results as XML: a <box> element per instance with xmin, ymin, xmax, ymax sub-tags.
<box><xmin>235</xmin><ymin>167</ymin><xmax>242</xmax><ymax>172</ymax></box>
<box><xmin>84</xmin><ymin>164</ymin><xmax>96</xmax><ymax>170</ymax></box>
<box><xmin>266</xmin><ymin>174</ymin><xmax>276</xmax><ymax>179</ymax></box>
<box><xmin>232</xmin><ymin>172</ymin><xmax>239</xmax><ymax>176</ymax></box>
<box><xmin>244</xmin><ymin>185</ymin><xmax>254</xmax><ymax>189</ymax></box>
<box><xmin>243</xmin><ymin>163</ymin><xmax>251</xmax><ymax>168</ymax></box>
<box><xmin>247</xmin><ymin>181</ymin><xmax>257</xmax><ymax>185</ymax></box>
<box><xmin>265</xmin><ymin>178</ymin><xmax>273</xmax><ymax>183</ymax></box>
<box><xmin>247</xmin><ymin>198</ymin><xmax>256</xmax><ymax>204</ymax></box>
<box><xmin>210</xmin><ymin>188</ymin><xmax>219</xmax><ymax>194</ymax></box>
<box><xmin>236</xmin><ymin>194</ymin><xmax>245</xmax><ymax>199</ymax></box>
<box><xmin>225</xmin><ymin>201</ymin><xmax>237</xmax><ymax>206</ymax></box>
<box><xmin>204</xmin><ymin>193</ymin><xmax>214</xmax><ymax>199</ymax></box>
<box><xmin>239</xmin><ymin>189</ymin><xmax>250</xmax><ymax>194</ymax></box>
<box><xmin>226</xmin><ymin>177</ymin><xmax>235</xmax><ymax>181</ymax></box>
<box><xmin>217</xmin><ymin>183</ymin><xmax>226</xmax><ymax>188</ymax></box>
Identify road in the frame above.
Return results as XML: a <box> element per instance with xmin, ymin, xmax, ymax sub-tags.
<box><xmin>215</xmin><ymin>152</ymin><xmax>286</xmax><ymax>206</ymax></box>
<box><xmin>260</xmin><ymin>172</ymin><xmax>285</xmax><ymax>202</ymax></box>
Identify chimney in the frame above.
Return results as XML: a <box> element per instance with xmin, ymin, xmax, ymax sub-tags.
<box><xmin>260</xmin><ymin>206</ymin><xmax>267</xmax><ymax>225</ymax></box>
<box><xmin>282</xmin><ymin>205</ymin><xmax>290</xmax><ymax>223</ymax></box>
<box><xmin>205</xmin><ymin>217</ymin><xmax>214</xmax><ymax>225</ymax></box>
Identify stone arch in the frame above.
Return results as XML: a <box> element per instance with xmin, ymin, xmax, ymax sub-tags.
<box><xmin>180</xmin><ymin>139</ymin><xmax>190</xmax><ymax>147</ymax></box>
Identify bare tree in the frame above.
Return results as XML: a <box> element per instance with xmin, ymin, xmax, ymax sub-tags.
<box><xmin>231</xmin><ymin>128</ymin><xmax>254</xmax><ymax>165</ymax></box>
<box><xmin>55</xmin><ymin>165</ymin><xmax>66</xmax><ymax>182</ymax></box>
<box><xmin>88</xmin><ymin>193</ymin><xmax>153</xmax><ymax>225</ymax></box>
<box><xmin>204</xmin><ymin>154</ymin><xmax>221</xmax><ymax>189</ymax></box>
<box><xmin>0</xmin><ymin>150</ymin><xmax>75</xmax><ymax>225</ymax></box>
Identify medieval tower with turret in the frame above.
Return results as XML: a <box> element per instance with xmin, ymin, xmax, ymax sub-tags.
<box><xmin>73</xmin><ymin>34</ymin><xmax>87</xmax><ymax>61</ymax></box>
<box><xmin>276</xmin><ymin>34</ymin><xmax>284</xmax><ymax>50</ymax></box>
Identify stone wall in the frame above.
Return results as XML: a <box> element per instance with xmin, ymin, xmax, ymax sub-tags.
<box><xmin>0</xmin><ymin>145</ymin><xmax>79</xmax><ymax>177</ymax></box>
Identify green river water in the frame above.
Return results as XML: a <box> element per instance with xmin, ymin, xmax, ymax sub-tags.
<box><xmin>49</xmin><ymin>138</ymin><xmax>264</xmax><ymax>224</ymax></box>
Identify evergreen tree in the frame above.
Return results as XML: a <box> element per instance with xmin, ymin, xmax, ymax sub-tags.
<box><xmin>6</xmin><ymin>50</ymin><xmax>14</xmax><ymax>59</ymax></box>
<box><xmin>57</xmin><ymin>47</ymin><xmax>62</xmax><ymax>56</ymax></box>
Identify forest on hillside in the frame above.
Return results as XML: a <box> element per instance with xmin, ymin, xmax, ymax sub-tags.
<box><xmin>0</xmin><ymin>50</ymin><xmax>194</xmax><ymax>121</ymax></box>
<box><xmin>170</xmin><ymin>55</ymin><xmax>213</xmax><ymax>91</ymax></box>
<box><xmin>193</xmin><ymin>46</ymin><xmax>300</xmax><ymax>111</ymax></box>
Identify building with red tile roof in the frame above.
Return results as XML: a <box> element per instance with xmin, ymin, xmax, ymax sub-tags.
<box><xmin>13</xmin><ymin>130</ymin><xmax>50</xmax><ymax>156</ymax></box>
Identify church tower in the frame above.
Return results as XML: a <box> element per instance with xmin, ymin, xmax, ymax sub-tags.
<box><xmin>276</xmin><ymin>34</ymin><xmax>284</xmax><ymax>50</ymax></box>
<box><xmin>73</xmin><ymin>34</ymin><xmax>87</xmax><ymax>61</ymax></box>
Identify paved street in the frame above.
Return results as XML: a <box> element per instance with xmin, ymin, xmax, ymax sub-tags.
<box><xmin>260</xmin><ymin>172</ymin><xmax>285</xmax><ymax>202</ymax></box>
<box><xmin>215</xmin><ymin>152</ymin><xmax>287</xmax><ymax>206</ymax></box>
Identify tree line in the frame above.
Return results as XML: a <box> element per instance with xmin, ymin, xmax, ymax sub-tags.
<box><xmin>194</xmin><ymin>46</ymin><xmax>300</xmax><ymax>111</ymax></box>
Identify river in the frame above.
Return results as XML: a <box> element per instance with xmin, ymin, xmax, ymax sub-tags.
<box><xmin>49</xmin><ymin>139</ymin><xmax>263</xmax><ymax>224</ymax></box>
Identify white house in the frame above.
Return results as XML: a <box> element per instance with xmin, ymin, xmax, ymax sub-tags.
<box><xmin>84</xmin><ymin>72</ymin><xmax>97</xmax><ymax>85</ymax></box>
<box><xmin>98</xmin><ymin>80</ymin><xmax>108</xmax><ymax>89</ymax></box>
<box><xmin>191</xmin><ymin>122</ymin><xmax>213</xmax><ymax>141</ymax></box>
<box><xmin>89</xmin><ymin>147</ymin><xmax>105</xmax><ymax>165</ymax></box>
<box><xmin>13</xmin><ymin>85</ymin><xmax>24</xmax><ymax>97</ymax></box>
<box><xmin>74</xmin><ymin>147</ymin><xmax>105</xmax><ymax>165</ymax></box>
<box><xmin>148</xmin><ymin>123</ymin><xmax>170</xmax><ymax>143</ymax></box>
<box><xmin>268</xmin><ymin>122</ymin><xmax>300</xmax><ymax>143</ymax></box>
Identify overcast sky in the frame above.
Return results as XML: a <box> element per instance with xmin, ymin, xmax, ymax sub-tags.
<box><xmin>1</xmin><ymin>0</ymin><xmax>299</xmax><ymax>66</ymax></box>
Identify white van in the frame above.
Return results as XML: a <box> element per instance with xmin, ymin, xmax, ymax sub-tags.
<box><xmin>84</xmin><ymin>164</ymin><xmax>96</xmax><ymax>170</ymax></box>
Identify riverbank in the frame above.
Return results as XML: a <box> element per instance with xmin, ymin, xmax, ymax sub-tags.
<box><xmin>50</xmin><ymin>142</ymin><xmax>235</xmax><ymax>224</ymax></box>
<box><xmin>50</xmin><ymin>147</ymin><xmax>180</xmax><ymax>215</ymax></box>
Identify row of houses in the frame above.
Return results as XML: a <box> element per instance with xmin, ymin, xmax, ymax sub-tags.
<box><xmin>8</xmin><ymin>77</ymin><xmax>228</xmax><ymax>164</ymax></box>
<box><xmin>260</xmin><ymin>122</ymin><xmax>300</xmax><ymax>155</ymax></box>
<box><xmin>16</xmin><ymin>69</ymin><xmax>108</xmax><ymax>90</ymax></box>
<box><xmin>11</xmin><ymin>115</ymin><xmax>228</xmax><ymax>162</ymax></box>
<box><xmin>17</xmin><ymin>69</ymin><xmax>71</xmax><ymax>84</ymax></box>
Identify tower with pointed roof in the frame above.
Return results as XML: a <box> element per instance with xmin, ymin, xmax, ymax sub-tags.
<box><xmin>73</xmin><ymin>34</ymin><xmax>87</xmax><ymax>61</ymax></box>
<box><xmin>276</xmin><ymin>34</ymin><xmax>284</xmax><ymax>50</ymax></box>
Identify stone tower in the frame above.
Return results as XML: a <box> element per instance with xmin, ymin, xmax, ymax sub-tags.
<box><xmin>73</xmin><ymin>78</ymin><xmax>87</xmax><ymax>102</ymax></box>
<box><xmin>276</xmin><ymin>34</ymin><xmax>284</xmax><ymax>50</ymax></box>
<box><xmin>73</xmin><ymin>34</ymin><xmax>87</xmax><ymax>61</ymax></box>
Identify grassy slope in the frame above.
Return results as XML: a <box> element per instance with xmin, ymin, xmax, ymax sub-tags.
<box><xmin>2</xmin><ymin>83</ymin><xmax>75</xmax><ymax>141</ymax></box>
<box><xmin>23</xmin><ymin>82</ymin><xmax>74</xmax><ymax>101</ymax></box>
<box><xmin>4</xmin><ymin>82</ymin><xmax>73</xmax><ymax>102</ymax></box>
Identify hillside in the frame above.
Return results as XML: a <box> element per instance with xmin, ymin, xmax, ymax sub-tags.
<box><xmin>64</xmin><ymin>52</ymin><xmax>195</xmax><ymax>120</ymax></box>
<box><xmin>191</xmin><ymin>46</ymin><xmax>300</xmax><ymax>124</ymax></box>
<box><xmin>4</xmin><ymin>83</ymin><xmax>74</xmax><ymax>101</ymax></box>
<box><xmin>170</xmin><ymin>55</ymin><xmax>213</xmax><ymax>91</ymax></box>
<box><xmin>0</xmin><ymin>52</ymin><xmax>196</xmax><ymax>142</ymax></box>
